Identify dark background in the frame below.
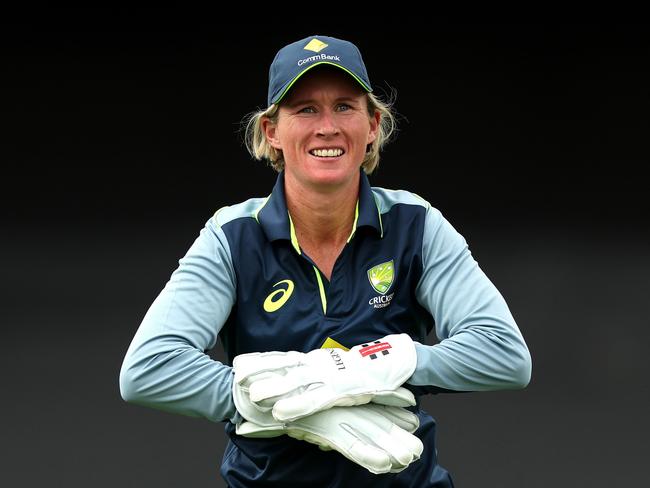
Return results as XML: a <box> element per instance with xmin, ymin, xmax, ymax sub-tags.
<box><xmin>2</xmin><ymin>9</ymin><xmax>648</xmax><ymax>487</ymax></box>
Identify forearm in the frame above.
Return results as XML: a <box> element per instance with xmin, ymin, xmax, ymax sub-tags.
<box><xmin>412</xmin><ymin>206</ymin><xmax>532</xmax><ymax>392</ymax></box>
<box><xmin>120</xmin><ymin>330</ymin><xmax>238</xmax><ymax>423</ymax></box>
<box><xmin>408</xmin><ymin>327</ymin><xmax>531</xmax><ymax>392</ymax></box>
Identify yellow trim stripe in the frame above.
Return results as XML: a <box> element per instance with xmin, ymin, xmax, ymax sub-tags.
<box><xmin>373</xmin><ymin>194</ymin><xmax>384</xmax><ymax>238</ymax></box>
<box><xmin>313</xmin><ymin>266</ymin><xmax>327</xmax><ymax>314</ymax></box>
<box><xmin>253</xmin><ymin>196</ymin><xmax>270</xmax><ymax>223</ymax></box>
<box><xmin>288</xmin><ymin>212</ymin><xmax>301</xmax><ymax>255</ymax></box>
<box><xmin>275</xmin><ymin>62</ymin><xmax>371</xmax><ymax>104</ymax></box>
<box><xmin>346</xmin><ymin>200</ymin><xmax>360</xmax><ymax>243</ymax></box>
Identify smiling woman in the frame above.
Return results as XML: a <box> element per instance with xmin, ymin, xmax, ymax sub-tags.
<box><xmin>244</xmin><ymin>71</ymin><xmax>396</xmax><ymax>175</ymax></box>
<box><xmin>263</xmin><ymin>68</ymin><xmax>379</xmax><ymax>193</ymax></box>
<box><xmin>120</xmin><ymin>34</ymin><xmax>531</xmax><ymax>488</ymax></box>
<box><xmin>269</xmin><ymin>69</ymin><xmax>381</xmax><ymax>279</ymax></box>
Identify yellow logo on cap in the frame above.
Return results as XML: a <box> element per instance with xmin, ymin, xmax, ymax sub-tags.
<box><xmin>304</xmin><ymin>38</ymin><xmax>328</xmax><ymax>53</ymax></box>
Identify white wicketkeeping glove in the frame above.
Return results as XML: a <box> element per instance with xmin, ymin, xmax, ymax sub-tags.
<box><xmin>233</xmin><ymin>333</ymin><xmax>417</xmax><ymax>422</ymax></box>
<box><xmin>232</xmin><ymin>376</ymin><xmax>423</xmax><ymax>475</ymax></box>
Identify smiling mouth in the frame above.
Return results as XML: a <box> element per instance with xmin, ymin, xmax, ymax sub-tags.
<box><xmin>309</xmin><ymin>148</ymin><xmax>344</xmax><ymax>157</ymax></box>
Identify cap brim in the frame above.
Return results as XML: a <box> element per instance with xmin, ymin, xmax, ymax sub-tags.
<box><xmin>271</xmin><ymin>61</ymin><xmax>372</xmax><ymax>105</ymax></box>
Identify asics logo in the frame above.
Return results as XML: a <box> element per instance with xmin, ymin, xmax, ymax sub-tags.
<box><xmin>263</xmin><ymin>279</ymin><xmax>295</xmax><ymax>312</ymax></box>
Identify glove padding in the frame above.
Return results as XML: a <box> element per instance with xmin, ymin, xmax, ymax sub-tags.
<box><xmin>233</xmin><ymin>333</ymin><xmax>417</xmax><ymax>422</ymax></box>
<box><xmin>233</xmin><ymin>376</ymin><xmax>423</xmax><ymax>475</ymax></box>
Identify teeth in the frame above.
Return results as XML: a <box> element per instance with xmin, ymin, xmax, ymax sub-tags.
<box><xmin>311</xmin><ymin>148</ymin><xmax>343</xmax><ymax>157</ymax></box>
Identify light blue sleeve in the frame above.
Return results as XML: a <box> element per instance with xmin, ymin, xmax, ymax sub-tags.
<box><xmin>119</xmin><ymin>215</ymin><xmax>241</xmax><ymax>423</ymax></box>
<box><xmin>408</xmin><ymin>205</ymin><xmax>532</xmax><ymax>391</ymax></box>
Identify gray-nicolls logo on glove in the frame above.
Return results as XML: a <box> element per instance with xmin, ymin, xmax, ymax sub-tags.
<box><xmin>359</xmin><ymin>340</ymin><xmax>392</xmax><ymax>360</ymax></box>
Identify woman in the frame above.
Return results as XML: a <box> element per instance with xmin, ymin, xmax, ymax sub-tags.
<box><xmin>120</xmin><ymin>35</ymin><xmax>532</xmax><ymax>487</ymax></box>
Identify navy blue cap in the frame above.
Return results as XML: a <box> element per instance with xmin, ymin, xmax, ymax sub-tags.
<box><xmin>267</xmin><ymin>35</ymin><xmax>372</xmax><ymax>106</ymax></box>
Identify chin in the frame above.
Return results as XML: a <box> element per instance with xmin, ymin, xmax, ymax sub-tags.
<box><xmin>306</xmin><ymin>166</ymin><xmax>359</xmax><ymax>189</ymax></box>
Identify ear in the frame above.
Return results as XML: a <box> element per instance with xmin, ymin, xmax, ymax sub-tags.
<box><xmin>367</xmin><ymin>109</ymin><xmax>381</xmax><ymax>145</ymax></box>
<box><xmin>262</xmin><ymin>116</ymin><xmax>282</xmax><ymax>150</ymax></box>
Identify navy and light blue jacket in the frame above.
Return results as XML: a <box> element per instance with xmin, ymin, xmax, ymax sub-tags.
<box><xmin>120</xmin><ymin>170</ymin><xmax>531</xmax><ymax>487</ymax></box>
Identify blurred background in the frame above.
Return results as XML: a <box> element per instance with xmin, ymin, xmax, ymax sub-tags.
<box><xmin>2</xmin><ymin>9</ymin><xmax>648</xmax><ymax>487</ymax></box>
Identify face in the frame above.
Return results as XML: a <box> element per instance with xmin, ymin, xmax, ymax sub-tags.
<box><xmin>263</xmin><ymin>68</ymin><xmax>380</xmax><ymax>193</ymax></box>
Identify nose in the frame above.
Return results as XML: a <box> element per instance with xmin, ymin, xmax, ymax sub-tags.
<box><xmin>316</xmin><ymin>109</ymin><xmax>339</xmax><ymax>137</ymax></box>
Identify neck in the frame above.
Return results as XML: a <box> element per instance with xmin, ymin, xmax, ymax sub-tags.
<box><xmin>284</xmin><ymin>173</ymin><xmax>360</xmax><ymax>247</ymax></box>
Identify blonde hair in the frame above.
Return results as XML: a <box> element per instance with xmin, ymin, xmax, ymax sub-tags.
<box><xmin>243</xmin><ymin>91</ymin><xmax>397</xmax><ymax>174</ymax></box>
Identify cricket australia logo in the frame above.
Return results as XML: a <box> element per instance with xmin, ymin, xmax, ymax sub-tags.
<box><xmin>367</xmin><ymin>260</ymin><xmax>395</xmax><ymax>309</ymax></box>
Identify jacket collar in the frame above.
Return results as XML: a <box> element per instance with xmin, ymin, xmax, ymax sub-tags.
<box><xmin>256</xmin><ymin>169</ymin><xmax>383</xmax><ymax>251</ymax></box>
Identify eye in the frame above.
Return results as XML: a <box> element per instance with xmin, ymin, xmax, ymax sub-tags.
<box><xmin>336</xmin><ymin>103</ymin><xmax>352</xmax><ymax>112</ymax></box>
<box><xmin>298</xmin><ymin>106</ymin><xmax>316</xmax><ymax>114</ymax></box>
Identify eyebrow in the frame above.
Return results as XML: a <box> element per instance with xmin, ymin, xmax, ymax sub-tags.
<box><xmin>284</xmin><ymin>96</ymin><xmax>361</xmax><ymax>108</ymax></box>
